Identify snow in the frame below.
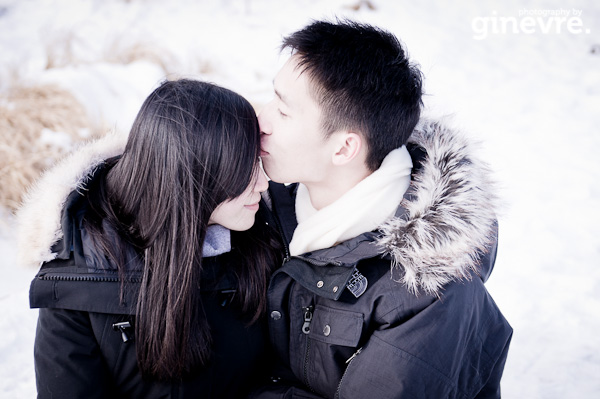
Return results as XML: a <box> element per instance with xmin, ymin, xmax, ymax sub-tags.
<box><xmin>1</xmin><ymin>0</ymin><xmax>599</xmax><ymax>397</ymax></box>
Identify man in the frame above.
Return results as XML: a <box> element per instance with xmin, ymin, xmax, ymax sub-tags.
<box><xmin>256</xmin><ymin>20</ymin><xmax>512</xmax><ymax>399</ymax></box>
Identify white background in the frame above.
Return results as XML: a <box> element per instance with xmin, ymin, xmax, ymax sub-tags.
<box><xmin>1</xmin><ymin>0</ymin><xmax>599</xmax><ymax>397</ymax></box>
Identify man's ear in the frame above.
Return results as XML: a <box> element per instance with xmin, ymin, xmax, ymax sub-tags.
<box><xmin>332</xmin><ymin>132</ymin><xmax>363</xmax><ymax>166</ymax></box>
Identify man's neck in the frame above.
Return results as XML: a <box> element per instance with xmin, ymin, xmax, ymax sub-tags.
<box><xmin>304</xmin><ymin>165</ymin><xmax>372</xmax><ymax>210</ymax></box>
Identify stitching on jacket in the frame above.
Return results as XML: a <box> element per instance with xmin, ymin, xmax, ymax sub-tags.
<box><xmin>369</xmin><ymin>333</ymin><xmax>463</xmax><ymax>396</ymax></box>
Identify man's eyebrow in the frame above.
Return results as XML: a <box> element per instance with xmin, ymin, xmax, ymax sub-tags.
<box><xmin>272</xmin><ymin>81</ymin><xmax>290</xmax><ymax>107</ymax></box>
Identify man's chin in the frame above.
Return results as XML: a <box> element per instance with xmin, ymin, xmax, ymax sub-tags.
<box><xmin>263</xmin><ymin>167</ymin><xmax>287</xmax><ymax>184</ymax></box>
<box><xmin>261</xmin><ymin>161</ymin><xmax>275</xmax><ymax>181</ymax></box>
<box><xmin>262</xmin><ymin>160</ymin><xmax>294</xmax><ymax>184</ymax></box>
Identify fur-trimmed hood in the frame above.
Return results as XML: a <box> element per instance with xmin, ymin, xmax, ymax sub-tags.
<box><xmin>270</xmin><ymin>118</ymin><xmax>499</xmax><ymax>298</ymax></box>
<box><xmin>17</xmin><ymin>132</ymin><xmax>128</xmax><ymax>269</ymax></box>
<box><xmin>376</xmin><ymin>119</ymin><xmax>499</xmax><ymax>296</ymax></box>
<box><xmin>18</xmin><ymin>119</ymin><xmax>499</xmax><ymax>300</ymax></box>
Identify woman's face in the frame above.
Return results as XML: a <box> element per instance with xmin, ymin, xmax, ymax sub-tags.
<box><xmin>208</xmin><ymin>165</ymin><xmax>269</xmax><ymax>231</ymax></box>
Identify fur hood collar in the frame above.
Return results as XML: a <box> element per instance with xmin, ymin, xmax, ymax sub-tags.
<box><xmin>283</xmin><ymin>118</ymin><xmax>499</xmax><ymax>297</ymax></box>
<box><xmin>378</xmin><ymin>119</ymin><xmax>499</xmax><ymax>296</ymax></box>
<box><xmin>18</xmin><ymin>119</ymin><xmax>499</xmax><ymax>299</ymax></box>
<box><xmin>17</xmin><ymin>132</ymin><xmax>128</xmax><ymax>269</ymax></box>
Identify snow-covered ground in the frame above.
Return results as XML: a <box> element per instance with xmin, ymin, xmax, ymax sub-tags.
<box><xmin>1</xmin><ymin>0</ymin><xmax>599</xmax><ymax>397</ymax></box>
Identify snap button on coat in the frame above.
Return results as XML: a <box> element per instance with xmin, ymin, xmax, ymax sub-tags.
<box><xmin>270</xmin><ymin>311</ymin><xmax>282</xmax><ymax>320</ymax></box>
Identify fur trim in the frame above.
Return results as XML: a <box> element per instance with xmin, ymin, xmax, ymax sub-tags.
<box><xmin>16</xmin><ymin>117</ymin><xmax>498</xmax><ymax>294</ymax></box>
<box><xmin>377</xmin><ymin>119</ymin><xmax>498</xmax><ymax>296</ymax></box>
<box><xmin>16</xmin><ymin>131</ymin><xmax>127</xmax><ymax>268</ymax></box>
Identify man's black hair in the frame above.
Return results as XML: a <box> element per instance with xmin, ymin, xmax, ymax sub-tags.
<box><xmin>282</xmin><ymin>19</ymin><xmax>423</xmax><ymax>171</ymax></box>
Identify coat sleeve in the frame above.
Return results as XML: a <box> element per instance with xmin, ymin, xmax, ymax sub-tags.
<box><xmin>34</xmin><ymin>308</ymin><xmax>114</xmax><ymax>398</ymax></box>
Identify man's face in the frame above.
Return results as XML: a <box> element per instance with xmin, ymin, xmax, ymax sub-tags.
<box><xmin>258</xmin><ymin>55</ymin><xmax>334</xmax><ymax>185</ymax></box>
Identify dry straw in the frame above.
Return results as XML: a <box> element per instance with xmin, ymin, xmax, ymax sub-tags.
<box><xmin>0</xmin><ymin>84</ymin><xmax>97</xmax><ymax>213</ymax></box>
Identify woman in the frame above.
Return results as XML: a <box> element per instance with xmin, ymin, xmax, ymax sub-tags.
<box><xmin>21</xmin><ymin>79</ymin><xmax>281</xmax><ymax>398</ymax></box>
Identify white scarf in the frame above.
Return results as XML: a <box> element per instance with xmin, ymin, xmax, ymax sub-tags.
<box><xmin>289</xmin><ymin>146</ymin><xmax>413</xmax><ymax>256</ymax></box>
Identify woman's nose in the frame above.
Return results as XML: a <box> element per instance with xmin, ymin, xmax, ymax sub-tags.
<box><xmin>255</xmin><ymin>168</ymin><xmax>269</xmax><ymax>193</ymax></box>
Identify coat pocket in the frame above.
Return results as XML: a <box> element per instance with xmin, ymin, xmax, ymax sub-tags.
<box><xmin>308</xmin><ymin>305</ymin><xmax>363</xmax><ymax>347</ymax></box>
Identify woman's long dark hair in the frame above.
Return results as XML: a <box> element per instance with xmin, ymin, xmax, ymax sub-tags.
<box><xmin>84</xmin><ymin>79</ymin><xmax>280</xmax><ymax>379</ymax></box>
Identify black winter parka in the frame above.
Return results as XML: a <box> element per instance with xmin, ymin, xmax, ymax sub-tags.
<box><xmin>252</xmin><ymin>120</ymin><xmax>513</xmax><ymax>399</ymax></box>
<box><xmin>22</xmin><ymin>134</ymin><xmax>271</xmax><ymax>399</ymax></box>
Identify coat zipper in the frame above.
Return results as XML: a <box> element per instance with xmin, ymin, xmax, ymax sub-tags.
<box><xmin>38</xmin><ymin>274</ymin><xmax>141</xmax><ymax>283</ymax></box>
<box><xmin>269</xmin><ymin>197</ymin><xmax>291</xmax><ymax>262</ymax></box>
<box><xmin>334</xmin><ymin>347</ymin><xmax>363</xmax><ymax>399</ymax></box>
<box><xmin>302</xmin><ymin>305</ymin><xmax>313</xmax><ymax>334</ymax></box>
<box><xmin>302</xmin><ymin>305</ymin><xmax>315</xmax><ymax>392</ymax></box>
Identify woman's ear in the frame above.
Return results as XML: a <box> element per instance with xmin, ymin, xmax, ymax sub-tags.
<box><xmin>331</xmin><ymin>132</ymin><xmax>363</xmax><ymax>166</ymax></box>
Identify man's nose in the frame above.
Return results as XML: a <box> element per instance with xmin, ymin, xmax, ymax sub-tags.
<box><xmin>257</xmin><ymin>104</ymin><xmax>272</xmax><ymax>135</ymax></box>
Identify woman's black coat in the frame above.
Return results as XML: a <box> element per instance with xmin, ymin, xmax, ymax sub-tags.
<box><xmin>26</xmin><ymin>159</ymin><xmax>270</xmax><ymax>398</ymax></box>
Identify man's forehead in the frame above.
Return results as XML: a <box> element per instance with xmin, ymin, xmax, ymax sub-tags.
<box><xmin>273</xmin><ymin>56</ymin><xmax>312</xmax><ymax>104</ymax></box>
